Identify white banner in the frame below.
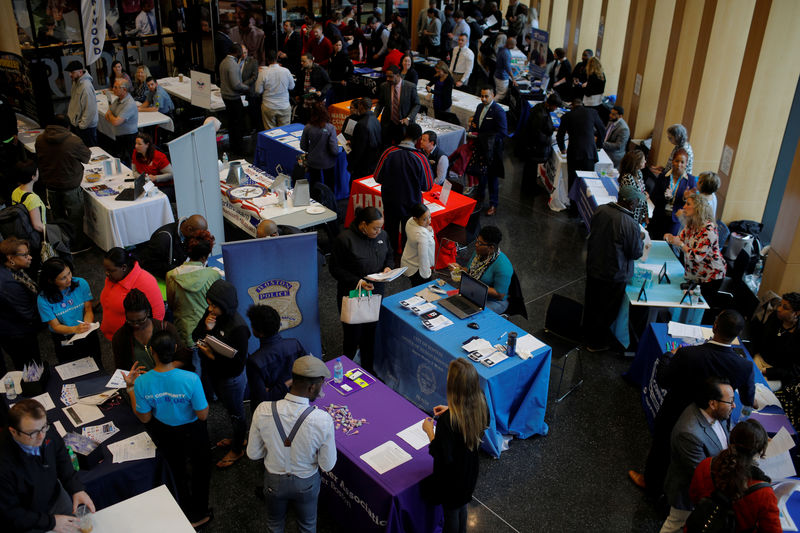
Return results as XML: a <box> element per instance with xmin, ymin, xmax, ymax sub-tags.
<box><xmin>81</xmin><ymin>0</ymin><xmax>106</xmax><ymax>66</ymax></box>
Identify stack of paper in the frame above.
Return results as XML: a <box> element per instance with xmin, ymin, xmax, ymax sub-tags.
<box><xmin>515</xmin><ymin>334</ymin><xmax>547</xmax><ymax>359</ymax></box>
<box><xmin>667</xmin><ymin>321</ymin><xmax>714</xmax><ymax>341</ymax></box>
<box><xmin>107</xmin><ymin>432</ymin><xmax>157</xmax><ymax>463</ymax></box>
<box><xmin>360</xmin><ymin>177</ymin><xmax>381</xmax><ymax>189</ymax></box>
<box><xmin>462</xmin><ymin>338</ymin><xmax>495</xmax><ymax>353</ymax></box>
<box><xmin>756</xmin><ymin>427</ymin><xmax>797</xmax><ymax>480</ymax></box>
<box><xmin>82</xmin><ymin>422</ymin><xmax>120</xmax><ymax>444</ymax></box>
<box><xmin>422</xmin><ymin>314</ymin><xmax>453</xmax><ymax>331</ymax></box>
<box><xmin>584</xmin><ymin>178</ymin><xmax>615</xmax><ymax>205</ymax></box>
<box><xmin>360</xmin><ymin>440</ymin><xmax>412</xmax><ymax>474</ymax></box>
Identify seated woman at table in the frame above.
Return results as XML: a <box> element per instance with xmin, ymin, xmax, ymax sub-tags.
<box><xmin>651</xmin><ymin>123</ymin><xmax>695</xmax><ymax>176</ymax></box>
<box><xmin>124</xmin><ymin>330</ymin><xmax>213</xmax><ymax>529</ymax></box>
<box><xmin>132</xmin><ymin>132</ymin><xmax>175</xmax><ymax>200</ymax></box>
<box><xmin>112</xmin><ymin>288</ymin><xmax>186</xmax><ymax>371</ymax></box>
<box><xmin>192</xmin><ymin>279</ymin><xmax>251</xmax><ymax>468</ymax></box>
<box><xmin>329</xmin><ymin>207</ymin><xmax>393</xmax><ymax>374</ymax></box>
<box><xmin>328</xmin><ymin>38</ymin><xmax>353</xmax><ymax>104</ymax></box>
<box><xmin>751</xmin><ymin>292</ymin><xmax>800</xmax><ymax>387</ymax></box>
<box><xmin>131</xmin><ymin>64</ymin><xmax>150</xmax><ymax>103</ymax></box>
<box><xmin>0</xmin><ymin>237</ymin><xmax>41</xmax><ymax>370</ymax></box>
<box><xmin>649</xmin><ymin>148</ymin><xmax>696</xmax><ymax>238</ymax></box>
<box><xmin>100</xmin><ymin>247</ymin><xmax>166</xmax><ymax>340</ymax></box>
<box><xmin>618</xmin><ymin>150</ymin><xmax>648</xmax><ymax>226</ymax></box>
<box><xmin>300</xmin><ymin>101</ymin><xmax>339</xmax><ymax>190</ymax></box>
<box><xmin>664</xmin><ymin>192</ymin><xmax>726</xmax><ymax>306</ymax></box>
<box><xmin>689</xmin><ymin>419</ymin><xmax>780</xmax><ymax>533</ymax></box>
<box><xmin>401</xmin><ymin>203</ymin><xmax>435</xmax><ymax>287</ymax></box>
<box><xmin>426</xmin><ymin>61</ymin><xmax>454</xmax><ymax>120</ymax></box>
<box><xmin>453</xmin><ymin>225</ymin><xmax>514</xmax><ymax>314</ymax></box>
<box><xmin>109</xmin><ymin>60</ymin><xmax>131</xmax><ymax>89</ymax></box>
<box><xmin>399</xmin><ymin>54</ymin><xmax>419</xmax><ymax>86</ymax></box>
<box><xmin>422</xmin><ymin>358</ymin><xmax>488</xmax><ymax>533</ymax></box>
<box><xmin>37</xmin><ymin>258</ymin><xmax>101</xmax><ymax>366</ymax></box>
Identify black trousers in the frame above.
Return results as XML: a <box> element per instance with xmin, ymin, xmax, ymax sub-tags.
<box><xmin>384</xmin><ymin>211</ymin><xmax>409</xmax><ymax>257</ymax></box>
<box><xmin>149</xmin><ymin>418</ymin><xmax>212</xmax><ymax>522</ymax></box>
<box><xmin>307</xmin><ymin>166</ymin><xmax>335</xmax><ymax>190</ymax></box>
<box><xmin>116</xmin><ymin>134</ymin><xmax>136</xmax><ymax>167</ymax></box>
<box><xmin>223</xmin><ymin>97</ymin><xmax>246</xmax><ymax>155</ymax></box>
<box><xmin>582</xmin><ymin>276</ymin><xmax>627</xmax><ymax>347</ymax></box>
<box><xmin>337</xmin><ymin>291</ymin><xmax>378</xmax><ymax>373</ymax></box>
<box><xmin>0</xmin><ymin>331</ymin><xmax>41</xmax><ymax>371</ymax></box>
<box><xmin>443</xmin><ymin>504</ymin><xmax>468</xmax><ymax>533</ymax></box>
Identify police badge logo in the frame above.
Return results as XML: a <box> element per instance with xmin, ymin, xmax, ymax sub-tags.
<box><xmin>247</xmin><ymin>279</ymin><xmax>302</xmax><ymax>331</ymax></box>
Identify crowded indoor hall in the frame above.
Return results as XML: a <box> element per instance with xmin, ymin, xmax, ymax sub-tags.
<box><xmin>1</xmin><ymin>0</ymin><xmax>799</xmax><ymax>531</ymax></box>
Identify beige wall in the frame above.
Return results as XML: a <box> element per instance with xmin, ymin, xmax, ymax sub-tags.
<box><xmin>0</xmin><ymin>0</ymin><xmax>22</xmax><ymax>56</ymax></box>
<box><xmin>600</xmin><ymin>0</ymin><xmax>631</xmax><ymax>97</ymax></box>
<box><xmin>577</xmin><ymin>0</ymin><xmax>602</xmax><ymax>59</ymax></box>
<box><xmin>549</xmin><ymin>0</ymin><xmax>569</xmax><ymax>52</ymax></box>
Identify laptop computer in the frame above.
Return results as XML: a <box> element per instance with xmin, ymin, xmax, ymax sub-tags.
<box><xmin>115</xmin><ymin>172</ymin><xmax>146</xmax><ymax>201</ymax></box>
<box><xmin>440</xmin><ymin>273</ymin><xmax>489</xmax><ymax>319</ymax></box>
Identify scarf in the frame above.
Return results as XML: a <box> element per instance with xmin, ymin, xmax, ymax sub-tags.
<box><xmin>468</xmin><ymin>249</ymin><xmax>499</xmax><ymax>281</ymax></box>
<box><xmin>12</xmin><ymin>268</ymin><xmax>38</xmax><ymax>294</ymax></box>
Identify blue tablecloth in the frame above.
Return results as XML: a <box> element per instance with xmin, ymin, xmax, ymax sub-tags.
<box><xmin>254</xmin><ymin>123</ymin><xmax>351</xmax><ymax>201</ymax></box>
<box><xmin>612</xmin><ymin>241</ymin><xmax>706</xmax><ymax>348</ymax></box>
<box><xmin>5</xmin><ymin>366</ymin><xmax>176</xmax><ymax>510</ymax></box>
<box><xmin>375</xmin><ymin>284</ymin><xmax>552</xmax><ymax>458</ymax></box>
<box><xmin>568</xmin><ymin>174</ymin><xmax>619</xmax><ymax>231</ymax></box>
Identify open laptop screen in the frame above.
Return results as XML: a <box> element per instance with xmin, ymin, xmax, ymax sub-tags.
<box><xmin>459</xmin><ymin>272</ymin><xmax>489</xmax><ymax>309</ymax></box>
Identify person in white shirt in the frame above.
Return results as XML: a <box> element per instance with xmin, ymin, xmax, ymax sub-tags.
<box><xmin>134</xmin><ymin>2</ymin><xmax>157</xmax><ymax>36</ymax></box>
<box><xmin>255</xmin><ymin>50</ymin><xmax>296</xmax><ymax>129</ymax></box>
<box><xmin>449</xmin><ymin>34</ymin><xmax>474</xmax><ymax>89</ymax></box>
<box><xmin>402</xmin><ymin>204</ymin><xmax>436</xmax><ymax>286</ymax></box>
<box><xmin>247</xmin><ymin>355</ymin><xmax>336</xmax><ymax>533</ymax></box>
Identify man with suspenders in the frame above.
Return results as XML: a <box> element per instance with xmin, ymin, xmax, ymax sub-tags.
<box><xmin>247</xmin><ymin>356</ymin><xmax>336</xmax><ymax>532</ymax></box>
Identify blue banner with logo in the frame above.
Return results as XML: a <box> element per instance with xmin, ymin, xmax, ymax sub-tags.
<box><xmin>221</xmin><ymin>233</ymin><xmax>322</xmax><ymax>357</ymax></box>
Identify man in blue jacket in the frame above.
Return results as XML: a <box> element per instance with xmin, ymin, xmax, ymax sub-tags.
<box><xmin>375</xmin><ymin>123</ymin><xmax>434</xmax><ymax>256</ymax></box>
<box><xmin>470</xmin><ymin>86</ymin><xmax>507</xmax><ymax>216</ymax></box>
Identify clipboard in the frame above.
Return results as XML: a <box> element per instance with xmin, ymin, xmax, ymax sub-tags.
<box><xmin>202</xmin><ymin>335</ymin><xmax>237</xmax><ymax>358</ymax></box>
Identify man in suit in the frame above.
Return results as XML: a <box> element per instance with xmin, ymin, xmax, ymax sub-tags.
<box><xmin>628</xmin><ymin>310</ymin><xmax>755</xmax><ymax>499</ymax></box>
<box><xmin>374</xmin><ymin>65</ymin><xmax>420</xmax><ymax>147</ymax></box>
<box><xmin>470</xmin><ymin>86</ymin><xmax>507</xmax><ymax>216</ymax></box>
<box><xmin>661</xmin><ymin>377</ymin><xmax>734</xmax><ymax>532</ymax></box>
<box><xmin>556</xmin><ymin>98</ymin><xmax>605</xmax><ymax>190</ymax></box>
<box><xmin>278</xmin><ymin>20</ymin><xmax>303</xmax><ymax>75</ymax></box>
<box><xmin>603</xmin><ymin>105</ymin><xmax>630</xmax><ymax>169</ymax></box>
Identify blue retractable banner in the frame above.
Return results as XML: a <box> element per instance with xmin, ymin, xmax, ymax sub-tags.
<box><xmin>221</xmin><ymin>233</ymin><xmax>322</xmax><ymax>357</ymax></box>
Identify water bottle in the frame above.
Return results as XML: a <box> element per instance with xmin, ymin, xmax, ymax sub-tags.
<box><xmin>222</xmin><ymin>152</ymin><xmax>229</xmax><ymax>164</ymax></box>
<box><xmin>68</xmin><ymin>446</ymin><xmax>80</xmax><ymax>471</ymax></box>
<box><xmin>507</xmin><ymin>332</ymin><xmax>517</xmax><ymax>358</ymax></box>
<box><xmin>334</xmin><ymin>358</ymin><xmax>344</xmax><ymax>384</ymax></box>
<box><xmin>4</xmin><ymin>375</ymin><xmax>17</xmax><ymax>400</ymax></box>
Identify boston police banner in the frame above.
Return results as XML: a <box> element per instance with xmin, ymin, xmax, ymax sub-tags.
<box><xmin>81</xmin><ymin>0</ymin><xmax>106</xmax><ymax>66</ymax></box>
<box><xmin>222</xmin><ymin>233</ymin><xmax>322</xmax><ymax>357</ymax></box>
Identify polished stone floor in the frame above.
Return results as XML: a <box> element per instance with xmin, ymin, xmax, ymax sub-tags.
<box><xmin>16</xmin><ymin>140</ymin><xmax>667</xmax><ymax>532</ymax></box>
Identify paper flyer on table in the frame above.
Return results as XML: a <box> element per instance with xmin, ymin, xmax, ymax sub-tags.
<box><xmin>397</xmin><ymin>420</ymin><xmax>433</xmax><ymax>450</ymax></box>
<box><xmin>667</xmin><ymin>321</ymin><xmax>713</xmax><ymax>340</ymax></box>
<box><xmin>360</xmin><ymin>440</ymin><xmax>413</xmax><ymax>475</ymax></box>
<box><xmin>360</xmin><ymin>177</ymin><xmax>380</xmax><ymax>189</ymax></box>
<box><xmin>82</xmin><ymin>422</ymin><xmax>120</xmax><ymax>444</ymax></box>
<box><xmin>265</xmin><ymin>129</ymin><xmax>287</xmax><ymax>137</ymax></box>
<box><xmin>62</xmin><ymin>403</ymin><xmax>104</xmax><ymax>428</ymax></box>
<box><xmin>108</xmin><ymin>432</ymin><xmax>157</xmax><ymax>463</ymax></box>
<box><xmin>28</xmin><ymin>392</ymin><xmax>56</xmax><ymax>411</ymax></box>
<box><xmin>55</xmin><ymin>357</ymin><xmax>99</xmax><ymax>381</ymax></box>
<box><xmin>53</xmin><ymin>421</ymin><xmax>67</xmax><ymax>437</ymax></box>
<box><xmin>516</xmin><ymin>334</ymin><xmax>547</xmax><ymax>358</ymax></box>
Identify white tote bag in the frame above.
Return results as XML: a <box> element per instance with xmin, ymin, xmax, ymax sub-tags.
<box><xmin>340</xmin><ymin>281</ymin><xmax>382</xmax><ymax>324</ymax></box>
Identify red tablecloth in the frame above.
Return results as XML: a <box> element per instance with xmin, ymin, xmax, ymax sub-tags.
<box><xmin>344</xmin><ymin>176</ymin><xmax>476</xmax><ymax>234</ymax></box>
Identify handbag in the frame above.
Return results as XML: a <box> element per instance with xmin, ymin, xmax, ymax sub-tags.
<box><xmin>340</xmin><ymin>280</ymin><xmax>382</xmax><ymax>324</ymax></box>
<box><xmin>40</xmin><ymin>225</ymin><xmax>56</xmax><ymax>262</ymax></box>
<box><xmin>435</xmin><ymin>238</ymin><xmax>458</xmax><ymax>270</ymax></box>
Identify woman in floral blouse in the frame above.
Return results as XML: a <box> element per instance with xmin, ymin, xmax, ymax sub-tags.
<box><xmin>618</xmin><ymin>150</ymin><xmax>648</xmax><ymax>226</ymax></box>
<box><xmin>664</xmin><ymin>192</ymin><xmax>726</xmax><ymax>305</ymax></box>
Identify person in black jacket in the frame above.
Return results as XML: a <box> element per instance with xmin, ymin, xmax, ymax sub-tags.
<box><xmin>348</xmin><ymin>98</ymin><xmax>382</xmax><ymax>180</ymax></box>
<box><xmin>556</xmin><ymin>99</ymin><xmax>605</xmax><ymax>190</ymax></box>
<box><xmin>0</xmin><ymin>237</ymin><xmax>40</xmax><ymax>371</ymax></box>
<box><xmin>192</xmin><ymin>279</ymin><xmax>251</xmax><ymax>468</ymax></box>
<box><xmin>328</xmin><ymin>38</ymin><xmax>354</xmax><ymax>104</ymax></box>
<box><xmin>294</xmin><ymin>53</ymin><xmax>332</xmax><ymax>123</ymax></box>
<box><xmin>521</xmin><ymin>92</ymin><xmax>561</xmax><ymax>191</ymax></box>
<box><xmin>329</xmin><ymin>207</ymin><xmax>393</xmax><ymax>373</ymax></box>
<box><xmin>278</xmin><ymin>20</ymin><xmax>303</xmax><ymax>75</ymax></box>
<box><xmin>629</xmin><ymin>310</ymin><xmax>756</xmax><ymax>499</ymax></box>
<box><xmin>245</xmin><ymin>304</ymin><xmax>306</xmax><ymax>408</ymax></box>
<box><xmin>549</xmin><ymin>48</ymin><xmax>572</xmax><ymax>101</ymax></box>
<box><xmin>137</xmin><ymin>214</ymin><xmax>208</xmax><ymax>279</ymax></box>
<box><xmin>470</xmin><ymin>87</ymin><xmax>507</xmax><ymax>216</ymax></box>
<box><xmin>753</xmin><ymin>292</ymin><xmax>800</xmax><ymax>385</ymax></box>
<box><xmin>0</xmin><ymin>399</ymin><xmax>95</xmax><ymax>532</ymax></box>
<box><xmin>422</xmin><ymin>358</ymin><xmax>488</xmax><ymax>533</ymax></box>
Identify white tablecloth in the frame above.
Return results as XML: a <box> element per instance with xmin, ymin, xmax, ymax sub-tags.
<box><xmin>82</xmin><ymin>146</ymin><xmax>174</xmax><ymax>250</ymax></box>
<box><xmin>545</xmin><ymin>146</ymin><xmax>612</xmax><ymax>211</ymax></box>
<box><xmin>158</xmin><ymin>76</ymin><xmax>227</xmax><ymax>111</ymax></box>
<box><xmin>89</xmin><ymin>485</ymin><xmax>195</xmax><ymax>532</ymax></box>
<box><xmin>96</xmin><ymin>92</ymin><xmax>174</xmax><ymax>141</ymax></box>
<box><xmin>414</xmin><ymin>113</ymin><xmax>467</xmax><ymax>157</ymax></box>
<box><xmin>417</xmin><ymin>79</ymin><xmax>509</xmax><ymax>128</ymax></box>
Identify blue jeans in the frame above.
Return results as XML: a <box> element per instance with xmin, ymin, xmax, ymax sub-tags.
<box><xmin>264</xmin><ymin>471</ymin><xmax>320</xmax><ymax>533</ymax></box>
<box><xmin>486</xmin><ymin>298</ymin><xmax>509</xmax><ymax>314</ymax></box>
<box><xmin>210</xmin><ymin>369</ymin><xmax>247</xmax><ymax>453</ymax></box>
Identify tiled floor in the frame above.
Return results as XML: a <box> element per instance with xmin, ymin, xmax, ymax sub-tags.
<box><xmin>23</xmin><ymin>141</ymin><xmax>666</xmax><ymax>532</ymax></box>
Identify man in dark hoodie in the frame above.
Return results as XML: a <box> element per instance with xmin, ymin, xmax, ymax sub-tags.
<box><xmin>193</xmin><ymin>279</ymin><xmax>251</xmax><ymax>468</ymax></box>
<box><xmin>35</xmin><ymin>114</ymin><xmax>91</xmax><ymax>251</ymax></box>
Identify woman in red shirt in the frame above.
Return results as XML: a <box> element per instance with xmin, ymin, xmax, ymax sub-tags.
<box><xmin>689</xmin><ymin>419</ymin><xmax>781</xmax><ymax>532</ymax></box>
<box><xmin>132</xmin><ymin>132</ymin><xmax>175</xmax><ymax>200</ymax></box>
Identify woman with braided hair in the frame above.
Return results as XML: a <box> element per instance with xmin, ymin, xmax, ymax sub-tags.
<box><xmin>689</xmin><ymin>419</ymin><xmax>780</xmax><ymax>532</ymax></box>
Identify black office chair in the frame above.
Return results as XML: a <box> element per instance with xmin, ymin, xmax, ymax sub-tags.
<box><xmin>542</xmin><ymin>294</ymin><xmax>584</xmax><ymax>403</ymax></box>
<box><xmin>504</xmin><ymin>271</ymin><xmax>528</xmax><ymax>319</ymax></box>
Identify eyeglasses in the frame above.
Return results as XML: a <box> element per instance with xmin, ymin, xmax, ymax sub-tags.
<box><xmin>126</xmin><ymin>316</ymin><xmax>150</xmax><ymax>326</ymax></box>
<box><xmin>16</xmin><ymin>423</ymin><xmax>50</xmax><ymax>438</ymax></box>
<box><xmin>717</xmin><ymin>399</ymin><xmax>735</xmax><ymax>406</ymax></box>
<box><xmin>13</xmin><ymin>252</ymin><xmax>32</xmax><ymax>257</ymax></box>
<box><xmin>475</xmin><ymin>240</ymin><xmax>492</xmax><ymax>248</ymax></box>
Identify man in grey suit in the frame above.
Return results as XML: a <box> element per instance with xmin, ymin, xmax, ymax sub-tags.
<box><xmin>661</xmin><ymin>377</ymin><xmax>734</xmax><ymax>533</ymax></box>
<box><xmin>374</xmin><ymin>65</ymin><xmax>420</xmax><ymax>147</ymax></box>
<box><xmin>602</xmin><ymin>105</ymin><xmax>630</xmax><ymax>169</ymax></box>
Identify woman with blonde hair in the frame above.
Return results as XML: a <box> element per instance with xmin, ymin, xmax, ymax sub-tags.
<box><xmin>426</xmin><ymin>61</ymin><xmax>455</xmax><ymax>119</ymax></box>
<box><xmin>664</xmin><ymin>192</ymin><xmax>726</xmax><ymax>305</ymax></box>
<box><xmin>582</xmin><ymin>56</ymin><xmax>606</xmax><ymax>116</ymax></box>
<box><xmin>422</xmin><ymin>358</ymin><xmax>488</xmax><ymax>533</ymax></box>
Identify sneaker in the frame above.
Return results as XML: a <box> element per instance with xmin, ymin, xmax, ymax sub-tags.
<box><xmin>486</xmin><ymin>206</ymin><xmax>497</xmax><ymax>216</ymax></box>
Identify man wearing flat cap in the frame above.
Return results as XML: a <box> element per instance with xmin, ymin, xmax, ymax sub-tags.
<box><xmin>247</xmin><ymin>355</ymin><xmax>336</xmax><ymax>532</ymax></box>
<box><xmin>583</xmin><ymin>184</ymin><xmax>647</xmax><ymax>352</ymax></box>
<box><xmin>65</xmin><ymin>60</ymin><xmax>98</xmax><ymax>147</ymax></box>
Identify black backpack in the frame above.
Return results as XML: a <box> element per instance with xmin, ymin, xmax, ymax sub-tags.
<box><xmin>0</xmin><ymin>192</ymin><xmax>42</xmax><ymax>250</ymax></box>
<box><xmin>685</xmin><ymin>481</ymin><xmax>771</xmax><ymax>533</ymax></box>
